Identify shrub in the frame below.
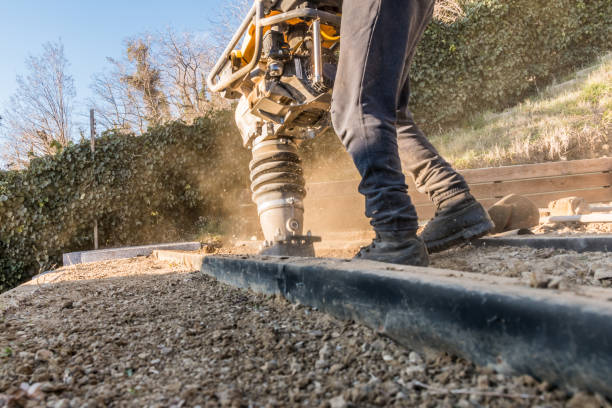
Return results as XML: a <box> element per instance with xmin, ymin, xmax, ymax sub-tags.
<box><xmin>410</xmin><ymin>0</ymin><xmax>612</xmax><ymax>129</ymax></box>
<box><xmin>0</xmin><ymin>111</ymin><xmax>250</xmax><ymax>292</ymax></box>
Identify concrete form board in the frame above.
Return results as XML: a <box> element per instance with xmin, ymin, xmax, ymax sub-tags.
<box><xmin>476</xmin><ymin>235</ymin><xmax>612</xmax><ymax>253</ymax></box>
<box><xmin>191</xmin><ymin>255</ymin><xmax>612</xmax><ymax>399</ymax></box>
<box><xmin>63</xmin><ymin>242</ymin><xmax>201</xmax><ymax>266</ymax></box>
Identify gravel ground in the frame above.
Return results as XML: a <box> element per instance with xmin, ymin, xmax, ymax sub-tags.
<box><xmin>2</xmin><ymin>258</ymin><xmax>609</xmax><ymax>407</ymax></box>
<box><xmin>430</xmin><ymin>245</ymin><xmax>612</xmax><ymax>289</ymax></box>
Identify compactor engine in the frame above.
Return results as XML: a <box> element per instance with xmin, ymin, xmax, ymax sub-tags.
<box><xmin>207</xmin><ymin>0</ymin><xmax>342</xmax><ymax>256</ymax></box>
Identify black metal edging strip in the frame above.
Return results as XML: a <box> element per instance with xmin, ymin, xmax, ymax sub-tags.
<box><xmin>475</xmin><ymin>235</ymin><xmax>612</xmax><ymax>253</ymax></box>
<box><xmin>201</xmin><ymin>255</ymin><xmax>612</xmax><ymax>398</ymax></box>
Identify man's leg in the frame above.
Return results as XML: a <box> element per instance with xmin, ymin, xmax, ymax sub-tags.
<box><xmin>394</xmin><ymin>17</ymin><xmax>494</xmax><ymax>252</ymax></box>
<box><xmin>397</xmin><ymin>107</ymin><xmax>471</xmax><ymax>207</ymax></box>
<box><xmin>331</xmin><ymin>0</ymin><xmax>430</xmax><ymax>265</ymax></box>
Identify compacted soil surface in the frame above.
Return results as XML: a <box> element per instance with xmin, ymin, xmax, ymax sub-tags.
<box><xmin>430</xmin><ymin>245</ymin><xmax>612</xmax><ymax>289</ymax></box>
<box><xmin>2</xmin><ymin>257</ymin><xmax>609</xmax><ymax>407</ymax></box>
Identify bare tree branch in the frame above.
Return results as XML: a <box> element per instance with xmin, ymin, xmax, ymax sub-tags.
<box><xmin>1</xmin><ymin>41</ymin><xmax>75</xmax><ymax>167</ymax></box>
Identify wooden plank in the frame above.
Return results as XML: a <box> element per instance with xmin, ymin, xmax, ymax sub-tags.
<box><xmin>306</xmin><ymin>179</ymin><xmax>359</xmax><ymax>197</ymax></box>
<box><xmin>307</xmin><ymin>179</ymin><xmax>432</xmax><ymax>204</ymax></box>
<box><xmin>458</xmin><ymin>157</ymin><xmax>612</xmax><ymax>184</ymax></box>
<box><xmin>304</xmin><ymin>196</ymin><xmax>369</xmax><ymax>232</ymax></box>
<box><xmin>306</xmin><ymin>158</ymin><xmax>612</xmax><ymax>199</ymax></box>
<box><xmin>469</xmin><ymin>173</ymin><xmax>612</xmax><ymax>200</ymax></box>
<box><xmin>303</xmin><ymin>187</ymin><xmax>611</xmax><ymax>232</ymax></box>
<box><xmin>519</xmin><ymin>188</ymin><xmax>612</xmax><ymax>209</ymax></box>
<box><xmin>306</xmin><ymin>170</ymin><xmax>612</xmax><ymax>204</ymax></box>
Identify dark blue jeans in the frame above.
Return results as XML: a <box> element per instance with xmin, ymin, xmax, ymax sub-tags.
<box><xmin>331</xmin><ymin>0</ymin><xmax>470</xmax><ymax>232</ymax></box>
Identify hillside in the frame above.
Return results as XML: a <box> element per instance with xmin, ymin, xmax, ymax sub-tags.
<box><xmin>429</xmin><ymin>53</ymin><xmax>612</xmax><ymax>169</ymax></box>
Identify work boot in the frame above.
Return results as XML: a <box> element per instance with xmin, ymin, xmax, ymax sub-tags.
<box><xmin>421</xmin><ymin>193</ymin><xmax>494</xmax><ymax>253</ymax></box>
<box><xmin>355</xmin><ymin>230</ymin><xmax>429</xmax><ymax>266</ymax></box>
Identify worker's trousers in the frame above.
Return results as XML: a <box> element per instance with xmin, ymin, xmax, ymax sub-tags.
<box><xmin>331</xmin><ymin>0</ymin><xmax>470</xmax><ymax>232</ymax></box>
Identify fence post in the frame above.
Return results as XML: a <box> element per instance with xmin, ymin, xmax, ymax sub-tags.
<box><xmin>90</xmin><ymin>109</ymin><xmax>99</xmax><ymax>250</ymax></box>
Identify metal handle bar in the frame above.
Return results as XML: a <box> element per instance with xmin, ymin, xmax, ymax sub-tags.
<box><xmin>206</xmin><ymin>0</ymin><xmax>341</xmax><ymax>93</ymax></box>
<box><xmin>207</xmin><ymin>0</ymin><xmax>264</xmax><ymax>93</ymax></box>
<box><xmin>259</xmin><ymin>8</ymin><xmax>341</xmax><ymax>27</ymax></box>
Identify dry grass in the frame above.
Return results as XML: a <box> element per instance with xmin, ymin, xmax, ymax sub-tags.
<box><xmin>433</xmin><ymin>0</ymin><xmax>469</xmax><ymax>23</ymax></box>
<box><xmin>429</xmin><ymin>53</ymin><xmax>612</xmax><ymax>169</ymax></box>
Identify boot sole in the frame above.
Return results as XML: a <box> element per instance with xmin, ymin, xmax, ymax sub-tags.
<box><xmin>425</xmin><ymin>218</ymin><xmax>494</xmax><ymax>254</ymax></box>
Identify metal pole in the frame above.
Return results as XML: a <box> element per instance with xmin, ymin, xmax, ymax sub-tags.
<box><xmin>90</xmin><ymin>109</ymin><xmax>99</xmax><ymax>250</ymax></box>
<box><xmin>312</xmin><ymin>19</ymin><xmax>323</xmax><ymax>86</ymax></box>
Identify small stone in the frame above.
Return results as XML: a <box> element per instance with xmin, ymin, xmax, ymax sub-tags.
<box><xmin>469</xmin><ymin>393</ymin><xmax>483</xmax><ymax>404</ymax></box>
<box><xmin>517</xmin><ymin>374</ymin><xmax>536</xmax><ymax>386</ymax></box>
<box><xmin>477</xmin><ymin>374</ymin><xmax>489</xmax><ymax>389</ymax></box>
<box><xmin>382</xmin><ymin>381</ymin><xmax>400</xmax><ymax>395</ymax></box>
<box><xmin>41</xmin><ymin>383</ymin><xmax>66</xmax><ymax>392</ymax></box>
<box><xmin>329</xmin><ymin>395</ymin><xmax>347</xmax><ymax>408</ymax></box>
<box><xmin>530</xmin><ymin>272</ymin><xmax>551</xmax><ymax>288</ymax></box>
<box><xmin>26</xmin><ymin>383</ymin><xmax>45</xmax><ymax>399</ymax></box>
<box><xmin>315</xmin><ymin>359</ymin><xmax>328</xmax><ymax>369</ymax></box>
<box><xmin>408</xmin><ymin>351</ymin><xmax>423</xmax><ymax>364</ymax></box>
<box><xmin>18</xmin><ymin>351</ymin><xmax>34</xmax><ymax>359</ymax></box>
<box><xmin>371</xmin><ymin>340</ymin><xmax>385</xmax><ymax>351</ymax></box>
<box><xmin>261</xmin><ymin>360</ymin><xmax>278</xmax><ymax>372</ymax></box>
<box><xmin>538</xmin><ymin>381</ymin><xmax>553</xmax><ymax>392</ymax></box>
<box><xmin>290</xmin><ymin>361</ymin><xmax>302</xmax><ymax>375</ymax></box>
<box><xmin>348</xmin><ymin>386</ymin><xmax>367</xmax><ymax>403</ymax></box>
<box><xmin>319</xmin><ymin>344</ymin><xmax>331</xmax><ymax>360</ymax></box>
<box><xmin>548</xmin><ymin>197</ymin><xmax>590</xmax><ymax>216</ymax></box>
<box><xmin>382</xmin><ymin>354</ymin><xmax>393</xmax><ymax>362</ymax></box>
<box><xmin>489</xmin><ymin>194</ymin><xmax>539</xmax><ymax>232</ymax></box>
<box><xmin>594</xmin><ymin>269</ymin><xmax>612</xmax><ymax>281</ymax></box>
<box><xmin>456</xmin><ymin>399</ymin><xmax>471</xmax><ymax>408</ymax></box>
<box><xmin>53</xmin><ymin>399</ymin><xmax>70</xmax><ymax>408</ymax></box>
<box><xmin>395</xmin><ymin>392</ymin><xmax>407</xmax><ymax>400</ymax></box>
<box><xmin>215</xmin><ymin>389</ymin><xmax>231</xmax><ymax>405</ymax></box>
<box><xmin>567</xmin><ymin>392</ymin><xmax>601</xmax><ymax>408</ymax></box>
<box><xmin>547</xmin><ymin>276</ymin><xmax>565</xmax><ymax>289</ymax></box>
<box><xmin>329</xmin><ymin>363</ymin><xmax>344</xmax><ymax>374</ymax></box>
<box><xmin>404</xmin><ymin>365</ymin><xmax>425</xmax><ymax>378</ymax></box>
<box><xmin>61</xmin><ymin>300</ymin><xmax>74</xmax><ymax>310</ymax></box>
<box><xmin>160</xmin><ymin>347</ymin><xmax>172</xmax><ymax>355</ymax></box>
<box><xmin>35</xmin><ymin>349</ymin><xmax>53</xmax><ymax>362</ymax></box>
<box><xmin>17</xmin><ymin>364</ymin><xmax>33</xmax><ymax>375</ymax></box>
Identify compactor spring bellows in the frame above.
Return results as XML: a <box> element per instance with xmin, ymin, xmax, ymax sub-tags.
<box><xmin>249</xmin><ymin>139</ymin><xmax>320</xmax><ymax>256</ymax></box>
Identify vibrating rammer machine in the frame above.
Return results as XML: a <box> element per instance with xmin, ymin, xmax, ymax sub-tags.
<box><xmin>207</xmin><ymin>0</ymin><xmax>342</xmax><ymax>256</ymax></box>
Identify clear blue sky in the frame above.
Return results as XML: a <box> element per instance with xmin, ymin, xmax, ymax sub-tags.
<box><xmin>0</xmin><ymin>0</ymin><xmax>222</xmax><ymax>121</ymax></box>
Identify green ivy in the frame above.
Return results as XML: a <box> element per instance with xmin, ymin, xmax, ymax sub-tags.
<box><xmin>410</xmin><ymin>0</ymin><xmax>612</xmax><ymax>129</ymax></box>
<box><xmin>0</xmin><ymin>112</ymin><xmax>250</xmax><ymax>292</ymax></box>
